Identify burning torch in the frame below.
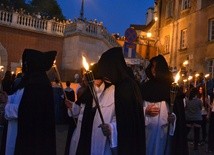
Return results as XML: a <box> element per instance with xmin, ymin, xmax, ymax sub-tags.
<box><xmin>52</xmin><ymin>60</ymin><xmax>76</xmax><ymax>125</ymax></box>
<box><xmin>170</xmin><ymin>70</ymin><xmax>180</xmax><ymax>112</ymax></box>
<box><xmin>82</xmin><ymin>56</ymin><xmax>105</xmax><ymax>124</ymax></box>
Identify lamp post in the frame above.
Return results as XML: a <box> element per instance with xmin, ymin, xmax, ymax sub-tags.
<box><xmin>79</xmin><ymin>0</ymin><xmax>85</xmax><ymax>20</ymax></box>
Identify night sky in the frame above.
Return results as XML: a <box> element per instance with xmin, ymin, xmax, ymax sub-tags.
<box><xmin>57</xmin><ymin>0</ymin><xmax>154</xmax><ymax>36</ymax></box>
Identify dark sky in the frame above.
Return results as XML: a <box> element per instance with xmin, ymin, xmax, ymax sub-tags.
<box><xmin>57</xmin><ymin>0</ymin><xmax>154</xmax><ymax>36</ymax></box>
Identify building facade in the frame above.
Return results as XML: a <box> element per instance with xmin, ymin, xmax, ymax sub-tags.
<box><xmin>150</xmin><ymin>0</ymin><xmax>214</xmax><ymax>77</ymax></box>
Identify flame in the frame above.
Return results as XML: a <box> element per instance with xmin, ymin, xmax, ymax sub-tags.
<box><xmin>0</xmin><ymin>66</ymin><xmax>4</xmax><ymax>72</ymax></box>
<box><xmin>195</xmin><ymin>73</ymin><xmax>199</xmax><ymax>78</ymax></box>
<box><xmin>205</xmin><ymin>74</ymin><xmax>210</xmax><ymax>78</ymax></box>
<box><xmin>183</xmin><ymin>79</ymin><xmax>187</xmax><ymax>83</ymax></box>
<box><xmin>53</xmin><ymin>60</ymin><xmax>56</xmax><ymax>67</ymax></box>
<box><xmin>183</xmin><ymin>60</ymin><xmax>189</xmax><ymax>66</ymax></box>
<box><xmin>188</xmin><ymin>76</ymin><xmax>193</xmax><ymax>81</ymax></box>
<box><xmin>174</xmin><ymin>70</ymin><xmax>180</xmax><ymax>84</ymax></box>
<box><xmin>82</xmin><ymin>56</ymin><xmax>89</xmax><ymax>71</ymax></box>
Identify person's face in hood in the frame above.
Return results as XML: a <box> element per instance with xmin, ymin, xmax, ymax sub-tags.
<box><xmin>98</xmin><ymin>47</ymin><xmax>128</xmax><ymax>85</ymax></box>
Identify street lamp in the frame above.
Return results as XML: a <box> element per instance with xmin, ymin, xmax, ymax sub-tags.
<box><xmin>147</xmin><ymin>32</ymin><xmax>152</xmax><ymax>38</ymax></box>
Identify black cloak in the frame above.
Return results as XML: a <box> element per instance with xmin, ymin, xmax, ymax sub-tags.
<box><xmin>171</xmin><ymin>87</ymin><xmax>189</xmax><ymax>155</ymax></box>
<box><xmin>97</xmin><ymin>47</ymin><xmax>146</xmax><ymax>155</ymax></box>
<box><xmin>141</xmin><ymin>55</ymin><xmax>173</xmax><ymax>104</ymax></box>
<box><xmin>12</xmin><ymin>49</ymin><xmax>56</xmax><ymax>155</ymax></box>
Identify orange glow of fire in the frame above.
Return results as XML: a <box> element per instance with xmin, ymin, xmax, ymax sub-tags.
<box><xmin>174</xmin><ymin>70</ymin><xmax>181</xmax><ymax>84</ymax></box>
<box><xmin>82</xmin><ymin>56</ymin><xmax>89</xmax><ymax>71</ymax></box>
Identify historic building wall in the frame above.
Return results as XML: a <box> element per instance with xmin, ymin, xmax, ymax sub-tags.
<box><xmin>0</xmin><ymin>25</ymin><xmax>64</xmax><ymax>72</ymax></box>
<box><xmin>154</xmin><ymin>0</ymin><xmax>214</xmax><ymax>75</ymax></box>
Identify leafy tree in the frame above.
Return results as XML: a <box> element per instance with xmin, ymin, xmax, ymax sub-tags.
<box><xmin>30</xmin><ymin>0</ymin><xmax>65</xmax><ymax>20</ymax></box>
<box><xmin>0</xmin><ymin>0</ymin><xmax>65</xmax><ymax>20</ymax></box>
<box><xmin>0</xmin><ymin>0</ymin><xmax>27</xmax><ymax>9</ymax></box>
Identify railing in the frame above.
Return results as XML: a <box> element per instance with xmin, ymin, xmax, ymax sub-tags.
<box><xmin>0</xmin><ymin>9</ymin><xmax>120</xmax><ymax>46</ymax></box>
<box><xmin>65</xmin><ymin>20</ymin><xmax>120</xmax><ymax>47</ymax></box>
<box><xmin>17</xmin><ymin>14</ymin><xmax>48</xmax><ymax>30</ymax></box>
<box><xmin>0</xmin><ymin>10</ymin><xmax>65</xmax><ymax>36</ymax></box>
<box><xmin>0</xmin><ymin>10</ymin><xmax>12</xmax><ymax>23</ymax></box>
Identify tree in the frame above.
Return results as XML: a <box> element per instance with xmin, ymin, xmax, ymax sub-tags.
<box><xmin>30</xmin><ymin>0</ymin><xmax>65</xmax><ymax>20</ymax></box>
<box><xmin>0</xmin><ymin>0</ymin><xmax>65</xmax><ymax>20</ymax></box>
<box><xmin>0</xmin><ymin>0</ymin><xmax>27</xmax><ymax>9</ymax></box>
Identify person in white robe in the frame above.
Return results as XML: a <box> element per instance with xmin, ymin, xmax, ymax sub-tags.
<box><xmin>141</xmin><ymin>55</ymin><xmax>176</xmax><ymax>155</ymax></box>
<box><xmin>4</xmin><ymin>89</ymin><xmax>24</xmax><ymax>155</ymax></box>
<box><xmin>66</xmin><ymin>78</ymin><xmax>117</xmax><ymax>155</ymax></box>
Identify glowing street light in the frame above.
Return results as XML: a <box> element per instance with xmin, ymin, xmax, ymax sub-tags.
<box><xmin>147</xmin><ymin>32</ymin><xmax>152</xmax><ymax>38</ymax></box>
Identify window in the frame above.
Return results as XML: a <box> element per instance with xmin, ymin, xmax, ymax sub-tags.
<box><xmin>164</xmin><ymin>35</ymin><xmax>170</xmax><ymax>54</ymax></box>
<box><xmin>180</xmin><ymin>29</ymin><xmax>187</xmax><ymax>49</ymax></box>
<box><xmin>182</xmin><ymin>0</ymin><xmax>190</xmax><ymax>10</ymax></box>
<box><xmin>209</xmin><ymin>18</ymin><xmax>214</xmax><ymax>41</ymax></box>
<box><xmin>207</xmin><ymin>59</ymin><xmax>214</xmax><ymax>78</ymax></box>
<box><xmin>165</xmin><ymin>0</ymin><xmax>173</xmax><ymax>18</ymax></box>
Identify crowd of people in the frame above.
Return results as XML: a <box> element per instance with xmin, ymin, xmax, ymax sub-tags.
<box><xmin>0</xmin><ymin>47</ymin><xmax>213</xmax><ymax>155</ymax></box>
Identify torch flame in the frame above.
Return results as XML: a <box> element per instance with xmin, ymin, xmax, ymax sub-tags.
<box><xmin>205</xmin><ymin>74</ymin><xmax>210</xmax><ymax>78</ymax></box>
<box><xmin>188</xmin><ymin>76</ymin><xmax>193</xmax><ymax>81</ymax></box>
<box><xmin>195</xmin><ymin>73</ymin><xmax>199</xmax><ymax>78</ymax></box>
<box><xmin>174</xmin><ymin>70</ymin><xmax>180</xmax><ymax>84</ymax></box>
<box><xmin>82</xmin><ymin>56</ymin><xmax>89</xmax><ymax>71</ymax></box>
<box><xmin>183</xmin><ymin>60</ymin><xmax>189</xmax><ymax>66</ymax></box>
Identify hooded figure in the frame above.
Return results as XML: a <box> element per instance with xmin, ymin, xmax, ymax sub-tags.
<box><xmin>97</xmin><ymin>47</ymin><xmax>146</xmax><ymax>155</ymax></box>
<box><xmin>2</xmin><ymin>49</ymin><xmax>57</xmax><ymax>155</ymax></box>
<box><xmin>66</xmin><ymin>62</ymin><xmax>117</xmax><ymax>155</ymax></box>
<box><xmin>141</xmin><ymin>55</ymin><xmax>173</xmax><ymax>155</ymax></box>
<box><xmin>142</xmin><ymin>55</ymin><xmax>173</xmax><ymax>103</ymax></box>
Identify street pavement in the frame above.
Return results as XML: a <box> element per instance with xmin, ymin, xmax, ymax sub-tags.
<box><xmin>56</xmin><ymin>125</ymin><xmax>212</xmax><ymax>155</ymax></box>
<box><xmin>56</xmin><ymin>124</ymin><xmax>69</xmax><ymax>155</ymax></box>
<box><xmin>0</xmin><ymin>125</ymin><xmax>212</xmax><ymax>155</ymax></box>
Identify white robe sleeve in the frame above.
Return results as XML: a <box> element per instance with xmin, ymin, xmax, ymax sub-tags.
<box><xmin>5</xmin><ymin>89</ymin><xmax>24</xmax><ymax>120</ymax></box>
<box><xmin>109</xmin><ymin>114</ymin><xmax>117</xmax><ymax>148</ymax></box>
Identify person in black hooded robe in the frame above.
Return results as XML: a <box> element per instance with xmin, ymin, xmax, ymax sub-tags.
<box><xmin>171</xmin><ymin>86</ymin><xmax>189</xmax><ymax>155</ymax></box>
<box><xmin>1</xmin><ymin>49</ymin><xmax>57</xmax><ymax>155</ymax></box>
<box><xmin>141</xmin><ymin>55</ymin><xmax>174</xmax><ymax>155</ymax></box>
<box><xmin>65</xmin><ymin>63</ymin><xmax>117</xmax><ymax>155</ymax></box>
<box><xmin>97</xmin><ymin>47</ymin><xmax>146</xmax><ymax>155</ymax></box>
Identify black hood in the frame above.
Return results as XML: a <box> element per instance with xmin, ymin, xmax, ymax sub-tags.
<box><xmin>22</xmin><ymin>49</ymin><xmax>57</xmax><ymax>73</ymax></box>
<box><xmin>97</xmin><ymin>47</ymin><xmax>129</xmax><ymax>85</ymax></box>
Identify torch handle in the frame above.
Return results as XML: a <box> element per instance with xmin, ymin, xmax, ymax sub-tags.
<box><xmin>53</xmin><ymin>65</ymin><xmax>76</xmax><ymax>125</ymax></box>
<box><xmin>88</xmin><ymin>83</ymin><xmax>105</xmax><ymax>124</ymax></box>
<box><xmin>85</xmin><ymin>71</ymin><xmax>105</xmax><ymax>124</ymax></box>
